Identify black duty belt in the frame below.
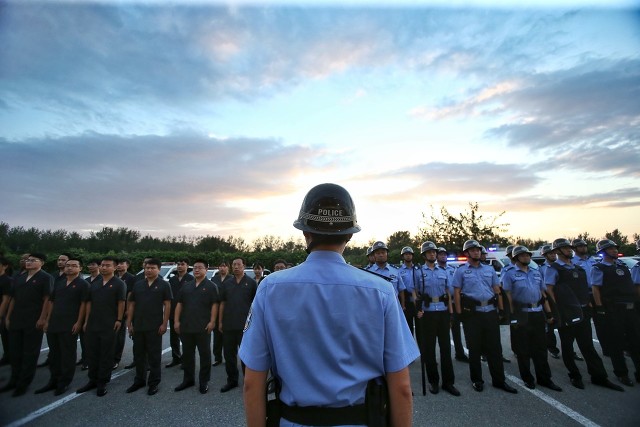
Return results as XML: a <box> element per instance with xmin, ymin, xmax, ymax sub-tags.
<box><xmin>281</xmin><ymin>402</ymin><xmax>367</xmax><ymax>426</ymax></box>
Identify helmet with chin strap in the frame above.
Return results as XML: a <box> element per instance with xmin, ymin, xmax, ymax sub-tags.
<box><xmin>293</xmin><ymin>183</ymin><xmax>361</xmax><ymax>235</ymax></box>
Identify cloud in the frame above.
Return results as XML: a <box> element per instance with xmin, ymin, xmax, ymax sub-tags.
<box><xmin>0</xmin><ymin>133</ymin><xmax>324</xmax><ymax>234</ymax></box>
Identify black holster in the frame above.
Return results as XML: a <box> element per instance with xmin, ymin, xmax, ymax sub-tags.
<box><xmin>266</xmin><ymin>377</ymin><xmax>282</xmax><ymax>427</ymax></box>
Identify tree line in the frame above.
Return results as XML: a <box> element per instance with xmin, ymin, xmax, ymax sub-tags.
<box><xmin>1</xmin><ymin>203</ymin><xmax>637</xmax><ymax>271</ymax></box>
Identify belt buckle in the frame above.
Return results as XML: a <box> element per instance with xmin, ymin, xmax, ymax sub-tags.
<box><xmin>431</xmin><ymin>297</ymin><xmax>439</xmax><ymax>303</ymax></box>
<box><xmin>479</xmin><ymin>301</ymin><xmax>488</xmax><ymax>307</ymax></box>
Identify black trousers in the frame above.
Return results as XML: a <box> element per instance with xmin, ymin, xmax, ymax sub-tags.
<box><xmin>546</xmin><ymin>322</ymin><xmax>559</xmax><ymax>353</ymax></box>
<box><xmin>9</xmin><ymin>327</ymin><xmax>44</xmax><ymax>389</ymax></box>
<box><xmin>420</xmin><ymin>311</ymin><xmax>454</xmax><ymax>386</ymax></box>
<box><xmin>510</xmin><ymin>311</ymin><xmax>552</xmax><ymax>384</ymax></box>
<box><xmin>86</xmin><ymin>329</ymin><xmax>116</xmax><ymax>386</ymax></box>
<box><xmin>78</xmin><ymin>331</ymin><xmax>86</xmax><ymax>363</ymax></box>
<box><xmin>404</xmin><ymin>300</ymin><xmax>416</xmax><ymax>337</ymax></box>
<box><xmin>0</xmin><ymin>319</ymin><xmax>10</xmax><ymax>362</ymax></box>
<box><xmin>181</xmin><ymin>332</ymin><xmax>212</xmax><ymax>385</ymax></box>
<box><xmin>212</xmin><ymin>321</ymin><xmax>223</xmax><ymax>363</ymax></box>
<box><xmin>47</xmin><ymin>331</ymin><xmax>78</xmax><ymax>387</ymax></box>
<box><xmin>599</xmin><ymin>306</ymin><xmax>640</xmax><ymax>378</ymax></box>
<box><xmin>113</xmin><ymin>320</ymin><xmax>127</xmax><ymax>363</ymax></box>
<box><xmin>558</xmin><ymin>308</ymin><xmax>608</xmax><ymax>382</ymax></box>
<box><xmin>223</xmin><ymin>329</ymin><xmax>244</xmax><ymax>384</ymax></box>
<box><xmin>450</xmin><ymin>307</ymin><xmax>466</xmax><ymax>358</ymax></box>
<box><xmin>133</xmin><ymin>330</ymin><xmax>162</xmax><ymax>387</ymax></box>
<box><xmin>168</xmin><ymin>318</ymin><xmax>182</xmax><ymax>362</ymax></box>
<box><xmin>462</xmin><ymin>310</ymin><xmax>505</xmax><ymax>385</ymax></box>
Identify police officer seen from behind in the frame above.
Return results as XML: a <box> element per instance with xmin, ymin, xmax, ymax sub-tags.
<box><xmin>591</xmin><ymin>239</ymin><xmax>640</xmax><ymax>386</ymax></box>
<box><xmin>398</xmin><ymin>246</ymin><xmax>418</xmax><ymax>336</ymax></box>
<box><xmin>167</xmin><ymin>258</ymin><xmax>192</xmax><ymax>368</ymax></box>
<box><xmin>0</xmin><ymin>253</ymin><xmax>52</xmax><ymax>397</ymax></box>
<box><xmin>503</xmin><ymin>246</ymin><xmax>561</xmax><ymax>391</ymax></box>
<box><xmin>544</xmin><ymin>238</ymin><xmax>623</xmax><ymax>391</ymax></box>
<box><xmin>218</xmin><ymin>257</ymin><xmax>257</xmax><ymax>393</ymax></box>
<box><xmin>174</xmin><ymin>259</ymin><xmax>219</xmax><ymax>394</ymax></box>
<box><xmin>416</xmin><ymin>241</ymin><xmax>460</xmax><ymax>396</ymax></box>
<box><xmin>369</xmin><ymin>241</ymin><xmax>407</xmax><ymax>310</ymax></box>
<box><xmin>36</xmin><ymin>257</ymin><xmax>89</xmax><ymax>396</ymax></box>
<box><xmin>240</xmin><ymin>183</ymin><xmax>419</xmax><ymax>427</ymax></box>
<box><xmin>539</xmin><ymin>245</ymin><xmax>560</xmax><ymax>359</ymax></box>
<box><xmin>452</xmin><ymin>240</ymin><xmax>517</xmax><ymax>394</ymax></box>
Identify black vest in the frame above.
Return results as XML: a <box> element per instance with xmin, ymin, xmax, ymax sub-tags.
<box><xmin>551</xmin><ymin>262</ymin><xmax>590</xmax><ymax>305</ymax></box>
<box><xmin>594</xmin><ymin>262</ymin><xmax>636</xmax><ymax>304</ymax></box>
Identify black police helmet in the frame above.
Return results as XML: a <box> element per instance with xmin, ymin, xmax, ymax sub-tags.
<box><xmin>552</xmin><ymin>238</ymin><xmax>572</xmax><ymax>251</ymax></box>
<box><xmin>463</xmin><ymin>240</ymin><xmax>481</xmax><ymax>252</ymax></box>
<box><xmin>595</xmin><ymin>239</ymin><xmax>618</xmax><ymax>253</ymax></box>
<box><xmin>293</xmin><ymin>183</ymin><xmax>361</xmax><ymax>235</ymax></box>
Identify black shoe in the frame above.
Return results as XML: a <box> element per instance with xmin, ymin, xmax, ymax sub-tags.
<box><xmin>124</xmin><ymin>362</ymin><xmax>136</xmax><ymax>369</ymax></box>
<box><xmin>592</xmin><ymin>379</ymin><xmax>624</xmax><ymax>392</ymax></box>
<box><xmin>570</xmin><ymin>378</ymin><xmax>585</xmax><ymax>389</ymax></box>
<box><xmin>199</xmin><ymin>383</ymin><xmax>209</xmax><ymax>394</ymax></box>
<box><xmin>81</xmin><ymin>364</ymin><xmax>88</xmax><ymax>371</ymax></box>
<box><xmin>76</xmin><ymin>382</ymin><xmax>97</xmax><ymax>393</ymax></box>
<box><xmin>166</xmin><ymin>359</ymin><xmax>181</xmax><ymax>368</ymax></box>
<box><xmin>97</xmin><ymin>386</ymin><xmax>107</xmax><ymax>397</ymax></box>
<box><xmin>112</xmin><ymin>362</ymin><xmax>119</xmax><ymax>370</ymax></box>
<box><xmin>126</xmin><ymin>383</ymin><xmax>145</xmax><ymax>393</ymax></box>
<box><xmin>37</xmin><ymin>359</ymin><xmax>50</xmax><ymax>368</ymax></box>
<box><xmin>442</xmin><ymin>384</ymin><xmax>460</xmax><ymax>396</ymax></box>
<box><xmin>148</xmin><ymin>385</ymin><xmax>159</xmax><ymax>396</ymax></box>
<box><xmin>548</xmin><ymin>351</ymin><xmax>560</xmax><ymax>359</ymax></box>
<box><xmin>480</xmin><ymin>355</ymin><xmax>487</xmax><ymax>362</ymax></box>
<box><xmin>34</xmin><ymin>382</ymin><xmax>57</xmax><ymax>394</ymax></box>
<box><xmin>472</xmin><ymin>382</ymin><xmax>484</xmax><ymax>392</ymax></box>
<box><xmin>174</xmin><ymin>381</ymin><xmax>195</xmax><ymax>392</ymax></box>
<box><xmin>12</xmin><ymin>387</ymin><xmax>27</xmax><ymax>397</ymax></box>
<box><xmin>212</xmin><ymin>360</ymin><xmax>222</xmax><ymax>367</ymax></box>
<box><xmin>539</xmin><ymin>381</ymin><xmax>562</xmax><ymax>391</ymax></box>
<box><xmin>493</xmin><ymin>382</ymin><xmax>518</xmax><ymax>394</ymax></box>
<box><xmin>54</xmin><ymin>385</ymin><xmax>69</xmax><ymax>396</ymax></box>
<box><xmin>502</xmin><ymin>356</ymin><xmax>511</xmax><ymax>363</ymax></box>
<box><xmin>220</xmin><ymin>382</ymin><xmax>238</xmax><ymax>393</ymax></box>
<box><xmin>76</xmin><ymin>359</ymin><xmax>83</xmax><ymax>366</ymax></box>
<box><xmin>524</xmin><ymin>381</ymin><xmax>536</xmax><ymax>389</ymax></box>
<box><xmin>618</xmin><ymin>376</ymin><xmax>634</xmax><ymax>387</ymax></box>
<box><xmin>573</xmin><ymin>353</ymin><xmax>584</xmax><ymax>361</ymax></box>
<box><xmin>429</xmin><ymin>383</ymin><xmax>439</xmax><ymax>394</ymax></box>
<box><xmin>0</xmin><ymin>383</ymin><xmax>16</xmax><ymax>393</ymax></box>
<box><xmin>455</xmin><ymin>355</ymin><xmax>469</xmax><ymax>363</ymax></box>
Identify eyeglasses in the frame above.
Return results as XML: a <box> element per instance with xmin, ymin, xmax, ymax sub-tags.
<box><xmin>25</xmin><ymin>258</ymin><xmax>42</xmax><ymax>263</ymax></box>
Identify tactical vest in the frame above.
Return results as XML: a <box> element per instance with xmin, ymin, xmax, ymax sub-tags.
<box><xmin>594</xmin><ymin>262</ymin><xmax>637</xmax><ymax>304</ymax></box>
<box><xmin>551</xmin><ymin>262</ymin><xmax>590</xmax><ymax>305</ymax></box>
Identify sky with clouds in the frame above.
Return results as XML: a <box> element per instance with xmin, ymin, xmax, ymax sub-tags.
<box><xmin>1</xmin><ymin>0</ymin><xmax>639</xmax><ymax>247</ymax></box>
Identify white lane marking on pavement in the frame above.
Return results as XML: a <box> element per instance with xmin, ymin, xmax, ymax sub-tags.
<box><xmin>450</xmin><ymin>340</ymin><xmax>602</xmax><ymax>427</ymax></box>
<box><xmin>6</xmin><ymin>347</ymin><xmax>171</xmax><ymax>427</ymax></box>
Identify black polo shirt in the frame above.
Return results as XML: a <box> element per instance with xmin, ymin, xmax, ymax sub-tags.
<box><xmin>169</xmin><ymin>273</ymin><xmax>194</xmax><ymax>313</ymax></box>
<box><xmin>177</xmin><ymin>278</ymin><xmax>219</xmax><ymax>333</ymax></box>
<box><xmin>48</xmin><ymin>276</ymin><xmax>90</xmax><ymax>333</ymax></box>
<box><xmin>0</xmin><ymin>273</ymin><xmax>13</xmax><ymax>300</ymax></box>
<box><xmin>219</xmin><ymin>274</ymin><xmax>257</xmax><ymax>331</ymax></box>
<box><xmin>9</xmin><ymin>270</ymin><xmax>52</xmax><ymax>330</ymax></box>
<box><xmin>118</xmin><ymin>272</ymin><xmax>137</xmax><ymax>295</ymax></box>
<box><xmin>86</xmin><ymin>276</ymin><xmax>126</xmax><ymax>332</ymax></box>
<box><xmin>130</xmin><ymin>277</ymin><xmax>172</xmax><ymax>332</ymax></box>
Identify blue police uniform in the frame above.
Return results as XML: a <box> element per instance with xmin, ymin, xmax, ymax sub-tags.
<box><xmin>239</xmin><ymin>251</ymin><xmax>419</xmax><ymax>427</ymax></box>
<box><xmin>440</xmin><ymin>262</ymin><xmax>465</xmax><ymax>359</ymax></box>
<box><xmin>398</xmin><ymin>263</ymin><xmax>419</xmax><ymax>335</ymax></box>
<box><xmin>539</xmin><ymin>261</ymin><xmax>560</xmax><ymax>355</ymax></box>
<box><xmin>452</xmin><ymin>263</ymin><xmax>507</xmax><ymax>387</ymax></box>
<box><xmin>368</xmin><ymin>263</ymin><xmax>406</xmax><ymax>296</ymax></box>
<box><xmin>417</xmin><ymin>264</ymin><xmax>455</xmax><ymax>388</ymax></box>
<box><xmin>632</xmin><ymin>262</ymin><xmax>640</xmax><ymax>285</ymax></box>
<box><xmin>572</xmin><ymin>255</ymin><xmax>597</xmax><ymax>287</ymax></box>
<box><xmin>503</xmin><ymin>266</ymin><xmax>554</xmax><ymax>387</ymax></box>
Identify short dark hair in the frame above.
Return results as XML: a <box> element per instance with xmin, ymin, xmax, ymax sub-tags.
<box><xmin>309</xmin><ymin>233</ymin><xmax>351</xmax><ymax>246</ymax></box>
<box><xmin>253</xmin><ymin>262</ymin><xmax>264</xmax><ymax>269</ymax></box>
<box><xmin>145</xmin><ymin>258</ymin><xmax>162</xmax><ymax>268</ymax></box>
<box><xmin>101</xmin><ymin>256</ymin><xmax>118</xmax><ymax>265</ymax></box>
<box><xmin>273</xmin><ymin>259</ymin><xmax>287</xmax><ymax>267</ymax></box>
<box><xmin>232</xmin><ymin>257</ymin><xmax>245</xmax><ymax>266</ymax></box>
<box><xmin>0</xmin><ymin>257</ymin><xmax>10</xmax><ymax>267</ymax></box>
<box><xmin>117</xmin><ymin>258</ymin><xmax>131</xmax><ymax>265</ymax></box>
<box><xmin>67</xmin><ymin>257</ymin><xmax>83</xmax><ymax>267</ymax></box>
<box><xmin>87</xmin><ymin>258</ymin><xmax>100</xmax><ymax>265</ymax></box>
<box><xmin>59</xmin><ymin>252</ymin><xmax>72</xmax><ymax>258</ymax></box>
<box><xmin>193</xmin><ymin>259</ymin><xmax>208</xmax><ymax>268</ymax></box>
<box><xmin>218</xmin><ymin>260</ymin><xmax>229</xmax><ymax>267</ymax></box>
<box><xmin>177</xmin><ymin>257</ymin><xmax>190</xmax><ymax>264</ymax></box>
<box><xmin>31</xmin><ymin>252</ymin><xmax>47</xmax><ymax>262</ymax></box>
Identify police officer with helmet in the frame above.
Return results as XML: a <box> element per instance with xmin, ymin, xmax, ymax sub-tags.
<box><xmin>503</xmin><ymin>246</ymin><xmax>561</xmax><ymax>391</ymax></box>
<box><xmin>437</xmin><ymin>247</ymin><xmax>468</xmax><ymax>362</ymax></box>
<box><xmin>544</xmin><ymin>238</ymin><xmax>623</xmax><ymax>391</ymax></box>
<box><xmin>452</xmin><ymin>239</ymin><xmax>517</xmax><ymax>394</ymax></box>
<box><xmin>398</xmin><ymin>246</ymin><xmax>418</xmax><ymax>336</ymax></box>
<box><xmin>539</xmin><ymin>245</ymin><xmax>560</xmax><ymax>359</ymax></box>
<box><xmin>369</xmin><ymin>241</ymin><xmax>407</xmax><ymax>311</ymax></box>
<box><xmin>591</xmin><ymin>239</ymin><xmax>640</xmax><ymax>386</ymax></box>
<box><xmin>239</xmin><ymin>183</ymin><xmax>419</xmax><ymax>427</ymax></box>
<box><xmin>632</xmin><ymin>239</ymin><xmax>640</xmax><ymax>287</ymax></box>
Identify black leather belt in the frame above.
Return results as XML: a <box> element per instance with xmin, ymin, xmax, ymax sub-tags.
<box><xmin>281</xmin><ymin>403</ymin><xmax>366</xmax><ymax>426</ymax></box>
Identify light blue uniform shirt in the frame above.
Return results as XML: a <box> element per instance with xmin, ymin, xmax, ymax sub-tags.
<box><xmin>239</xmin><ymin>251</ymin><xmax>420</xmax><ymax>427</ymax></box>
<box><xmin>502</xmin><ymin>265</ymin><xmax>545</xmax><ymax>307</ymax></box>
<box><xmin>632</xmin><ymin>262</ymin><xmax>640</xmax><ymax>285</ymax></box>
<box><xmin>398</xmin><ymin>263</ymin><xmax>419</xmax><ymax>297</ymax></box>
<box><xmin>573</xmin><ymin>255</ymin><xmax>596</xmax><ymax>286</ymax></box>
<box><xmin>369</xmin><ymin>263</ymin><xmax>406</xmax><ymax>296</ymax></box>
<box><xmin>452</xmin><ymin>263</ymin><xmax>499</xmax><ymax>312</ymax></box>
<box><xmin>590</xmin><ymin>259</ymin><xmax>628</xmax><ymax>287</ymax></box>
<box><xmin>418</xmin><ymin>264</ymin><xmax>449</xmax><ymax>312</ymax></box>
<box><xmin>500</xmin><ymin>262</ymin><xmax>515</xmax><ymax>285</ymax></box>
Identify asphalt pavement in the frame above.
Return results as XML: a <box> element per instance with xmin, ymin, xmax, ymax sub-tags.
<box><xmin>0</xmin><ymin>326</ymin><xmax>638</xmax><ymax>427</ymax></box>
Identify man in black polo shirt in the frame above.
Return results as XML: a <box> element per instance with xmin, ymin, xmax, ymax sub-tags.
<box><xmin>114</xmin><ymin>258</ymin><xmax>136</xmax><ymax>370</ymax></box>
<box><xmin>174</xmin><ymin>259</ymin><xmax>219</xmax><ymax>394</ymax></box>
<box><xmin>36</xmin><ymin>257</ymin><xmax>89</xmax><ymax>395</ymax></box>
<box><xmin>78</xmin><ymin>259</ymin><xmax>101</xmax><ymax>370</ymax></box>
<box><xmin>126</xmin><ymin>258</ymin><xmax>172</xmax><ymax>396</ymax></box>
<box><xmin>0</xmin><ymin>257</ymin><xmax>14</xmax><ymax>366</ymax></box>
<box><xmin>0</xmin><ymin>253</ymin><xmax>52</xmax><ymax>397</ymax></box>
<box><xmin>77</xmin><ymin>256</ymin><xmax>126</xmax><ymax>397</ymax></box>
<box><xmin>211</xmin><ymin>260</ymin><xmax>230</xmax><ymax>366</ymax></box>
<box><xmin>167</xmin><ymin>258</ymin><xmax>192</xmax><ymax>368</ymax></box>
<box><xmin>218</xmin><ymin>257</ymin><xmax>257</xmax><ymax>393</ymax></box>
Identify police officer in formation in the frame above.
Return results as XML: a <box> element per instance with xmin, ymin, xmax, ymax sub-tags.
<box><xmin>591</xmin><ymin>239</ymin><xmax>640</xmax><ymax>386</ymax></box>
<box><xmin>398</xmin><ymin>246</ymin><xmax>419</xmax><ymax>336</ymax></box>
<box><xmin>452</xmin><ymin>240</ymin><xmax>517</xmax><ymax>393</ymax></box>
<box><xmin>368</xmin><ymin>241</ymin><xmax>406</xmax><ymax>309</ymax></box>
<box><xmin>539</xmin><ymin>245</ymin><xmax>561</xmax><ymax>359</ymax></box>
<box><xmin>415</xmin><ymin>241</ymin><xmax>460</xmax><ymax>396</ymax></box>
<box><xmin>503</xmin><ymin>246</ymin><xmax>561</xmax><ymax>391</ymax></box>
<box><xmin>437</xmin><ymin>247</ymin><xmax>469</xmax><ymax>363</ymax></box>
<box><xmin>544</xmin><ymin>238</ymin><xmax>623</xmax><ymax>391</ymax></box>
<box><xmin>167</xmin><ymin>258</ymin><xmax>192</xmax><ymax>368</ymax></box>
<box><xmin>239</xmin><ymin>183</ymin><xmax>419</xmax><ymax>427</ymax></box>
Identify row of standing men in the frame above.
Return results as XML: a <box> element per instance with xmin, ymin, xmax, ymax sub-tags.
<box><xmin>362</xmin><ymin>238</ymin><xmax>640</xmax><ymax>396</ymax></box>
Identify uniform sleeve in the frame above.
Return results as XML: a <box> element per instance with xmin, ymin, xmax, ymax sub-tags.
<box><xmin>544</xmin><ymin>267</ymin><xmax>558</xmax><ymax>286</ymax></box>
<box><xmin>219</xmin><ymin>282</ymin><xmax>227</xmax><ymax>302</ymax></box>
<box><xmin>396</xmin><ymin>273</ymin><xmax>406</xmax><ymax>292</ymax></box>
<box><xmin>502</xmin><ymin>272</ymin><xmax>514</xmax><ymax>292</ymax></box>
<box><xmin>490</xmin><ymin>269</ymin><xmax>499</xmax><ymax>287</ymax></box>
<box><xmin>382</xmin><ymin>290</ymin><xmax>420</xmax><ymax>373</ymax></box>
<box><xmin>452</xmin><ymin>267</ymin><xmax>463</xmax><ymax>289</ymax></box>
<box><xmin>43</xmin><ymin>274</ymin><xmax>53</xmax><ymax>297</ymax></box>
<box><xmin>117</xmin><ymin>281</ymin><xmax>126</xmax><ymax>301</ymax></box>
<box><xmin>238</xmin><ymin>287</ymin><xmax>271</xmax><ymax>372</ymax></box>
<box><xmin>590</xmin><ymin>264</ymin><xmax>604</xmax><ymax>287</ymax></box>
<box><xmin>80</xmin><ymin>280</ymin><xmax>90</xmax><ymax>300</ymax></box>
<box><xmin>163</xmin><ymin>281</ymin><xmax>173</xmax><ymax>301</ymax></box>
<box><xmin>632</xmin><ymin>264</ymin><xmax>640</xmax><ymax>285</ymax></box>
